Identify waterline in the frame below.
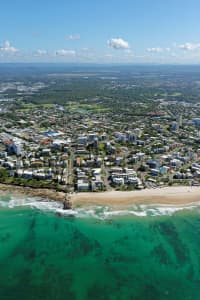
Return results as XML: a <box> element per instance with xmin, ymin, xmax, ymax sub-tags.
<box><xmin>1</xmin><ymin>193</ymin><xmax>200</xmax><ymax>219</ymax></box>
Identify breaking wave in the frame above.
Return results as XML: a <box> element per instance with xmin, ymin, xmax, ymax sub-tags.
<box><xmin>1</xmin><ymin>194</ymin><xmax>200</xmax><ymax>219</ymax></box>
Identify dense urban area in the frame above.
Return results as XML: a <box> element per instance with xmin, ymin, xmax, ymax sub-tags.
<box><xmin>0</xmin><ymin>64</ymin><xmax>200</xmax><ymax>193</ymax></box>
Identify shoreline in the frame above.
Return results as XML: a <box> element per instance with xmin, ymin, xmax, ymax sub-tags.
<box><xmin>0</xmin><ymin>183</ymin><xmax>200</xmax><ymax>209</ymax></box>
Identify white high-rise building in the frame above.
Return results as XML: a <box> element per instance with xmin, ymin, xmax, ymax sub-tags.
<box><xmin>177</xmin><ymin>115</ymin><xmax>182</xmax><ymax>127</ymax></box>
<box><xmin>171</xmin><ymin>121</ymin><xmax>179</xmax><ymax>132</ymax></box>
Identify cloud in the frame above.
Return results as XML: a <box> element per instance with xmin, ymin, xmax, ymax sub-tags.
<box><xmin>146</xmin><ymin>47</ymin><xmax>163</xmax><ymax>53</ymax></box>
<box><xmin>107</xmin><ymin>38</ymin><xmax>129</xmax><ymax>50</ymax></box>
<box><xmin>146</xmin><ymin>47</ymin><xmax>171</xmax><ymax>53</ymax></box>
<box><xmin>178</xmin><ymin>42</ymin><xmax>200</xmax><ymax>51</ymax></box>
<box><xmin>66</xmin><ymin>34</ymin><xmax>80</xmax><ymax>40</ymax></box>
<box><xmin>0</xmin><ymin>40</ymin><xmax>19</xmax><ymax>53</ymax></box>
<box><xmin>55</xmin><ymin>49</ymin><xmax>76</xmax><ymax>56</ymax></box>
<box><xmin>35</xmin><ymin>49</ymin><xmax>47</xmax><ymax>55</ymax></box>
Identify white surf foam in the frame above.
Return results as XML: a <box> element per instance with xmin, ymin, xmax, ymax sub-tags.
<box><xmin>1</xmin><ymin>195</ymin><xmax>200</xmax><ymax>219</ymax></box>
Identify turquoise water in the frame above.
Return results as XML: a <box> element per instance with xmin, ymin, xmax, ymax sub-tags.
<box><xmin>1</xmin><ymin>194</ymin><xmax>200</xmax><ymax>299</ymax></box>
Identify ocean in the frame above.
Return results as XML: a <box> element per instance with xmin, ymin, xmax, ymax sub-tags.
<box><xmin>0</xmin><ymin>192</ymin><xmax>200</xmax><ymax>300</ymax></box>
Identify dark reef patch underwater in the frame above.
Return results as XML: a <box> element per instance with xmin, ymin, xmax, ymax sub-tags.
<box><xmin>1</xmin><ymin>194</ymin><xmax>200</xmax><ymax>300</ymax></box>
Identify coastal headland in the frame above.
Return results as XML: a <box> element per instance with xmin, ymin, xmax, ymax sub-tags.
<box><xmin>0</xmin><ymin>184</ymin><xmax>200</xmax><ymax>209</ymax></box>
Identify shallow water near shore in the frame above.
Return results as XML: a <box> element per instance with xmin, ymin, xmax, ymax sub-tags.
<box><xmin>1</xmin><ymin>193</ymin><xmax>200</xmax><ymax>299</ymax></box>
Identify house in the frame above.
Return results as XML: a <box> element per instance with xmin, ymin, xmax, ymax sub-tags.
<box><xmin>41</xmin><ymin>148</ymin><xmax>51</xmax><ymax>156</ymax></box>
<box><xmin>92</xmin><ymin>179</ymin><xmax>104</xmax><ymax>191</ymax></box>
<box><xmin>77</xmin><ymin>136</ymin><xmax>87</xmax><ymax>145</ymax></box>
<box><xmin>23</xmin><ymin>170</ymin><xmax>33</xmax><ymax>179</ymax></box>
<box><xmin>170</xmin><ymin>159</ymin><xmax>182</xmax><ymax>167</ymax></box>
<box><xmin>112</xmin><ymin>177</ymin><xmax>124</xmax><ymax>185</ymax></box>
<box><xmin>92</xmin><ymin>168</ymin><xmax>101</xmax><ymax>177</ymax></box>
<box><xmin>127</xmin><ymin>176</ymin><xmax>140</xmax><ymax>185</ymax></box>
<box><xmin>6</xmin><ymin>141</ymin><xmax>23</xmax><ymax>156</ymax></box>
<box><xmin>96</xmin><ymin>157</ymin><xmax>102</xmax><ymax>167</ymax></box>
<box><xmin>52</xmin><ymin>139</ymin><xmax>66</xmax><ymax>150</ymax></box>
<box><xmin>115</xmin><ymin>157</ymin><xmax>123</xmax><ymax>166</ymax></box>
<box><xmin>77</xmin><ymin>179</ymin><xmax>90</xmax><ymax>191</ymax></box>
<box><xmin>88</xmin><ymin>133</ymin><xmax>98</xmax><ymax>142</ymax></box>
<box><xmin>150</xmin><ymin>168</ymin><xmax>160</xmax><ymax>176</ymax></box>
<box><xmin>146</xmin><ymin>160</ymin><xmax>160</xmax><ymax>169</ymax></box>
<box><xmin>160</xmin><ymin>166</ymin><xmax>169</xmax><ymax>175</ymax></box>
<box><xmin>0</xmin><ymin>152</ymin><xmax>7</xmax><ymax>158</ymax></box>
<box><xmin>3</xmin><ymin>161</ymin><xmax>14</xmax><ymax>169</ymax></box>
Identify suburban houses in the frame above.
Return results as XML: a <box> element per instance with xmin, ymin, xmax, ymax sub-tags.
<box><xmin>0</xmin><ymin>93</ymin><xmax>200</xmax><ymax>192</ymax></box>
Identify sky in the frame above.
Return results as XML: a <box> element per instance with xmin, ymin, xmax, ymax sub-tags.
<box><xmin>1</xmin><ymin>0</ymin><xmax>200</xmax><ymax>64</ymax></box>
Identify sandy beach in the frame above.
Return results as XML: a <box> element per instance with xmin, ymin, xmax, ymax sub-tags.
<box><xmin>71</xmin><ymin>186</ymin><xmax>200</xmax><ymax>208</ymax></box>
<box><xmin>0</xmin><ymin>183</ymin><xmax>200</xmax><ymax>209</ymax></box>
